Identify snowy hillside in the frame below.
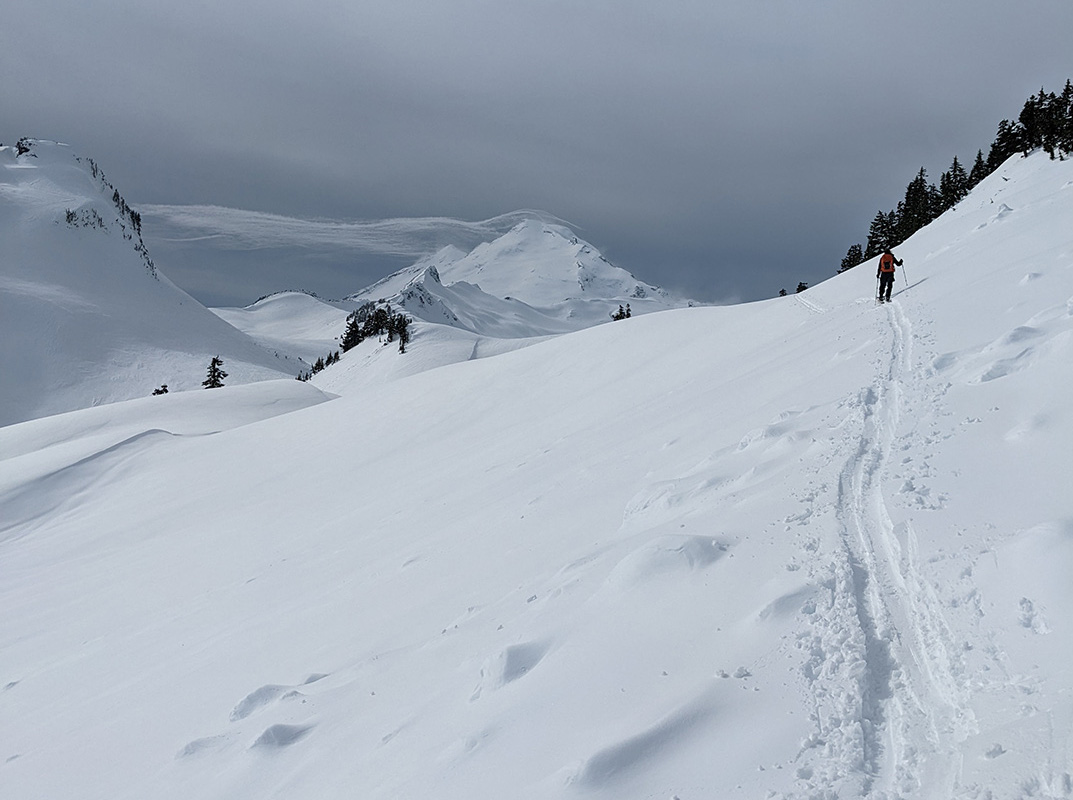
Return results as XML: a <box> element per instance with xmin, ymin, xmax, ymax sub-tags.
<box><xmin>0</xmin><ymin>140</ymin><xmax>297</xmax><ymax>427</ymax></box>
<box><xmin>2</xmin><ymin>151</ymin><xmax>1072</xmax><ymax>800</ymax></box>
<box><xmin>211</xmin><ymin>291</ymin><xmax>349</xmax><ymax>366</ymax></box>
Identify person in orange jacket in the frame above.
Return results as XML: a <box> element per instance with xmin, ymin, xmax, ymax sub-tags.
<box><xmin>877</xmin><ymin>248</ymin><xmax>903</xmax><ymax>302</ymax></box>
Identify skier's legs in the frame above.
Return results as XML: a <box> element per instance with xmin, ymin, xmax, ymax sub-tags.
<box><xmin>880</xmin><ymin>273</ymin><xmax>893</xmax><ymax>300</ymax></box>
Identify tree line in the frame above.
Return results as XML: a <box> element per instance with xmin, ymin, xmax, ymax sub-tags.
<box><xmin>834</xmin><ymin>79</ymin><xmax>1073</xmax><ymax>277</ymax></box>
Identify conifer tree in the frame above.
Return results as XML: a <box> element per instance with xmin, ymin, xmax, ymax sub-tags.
<box><xmin>939</xmin><ymin>155</ymin><xmax>970</xmax><ymax>211</ymax></box>
<box><xmin>968</xmin><ymin>149</ymin><xmax>989</xmax><ymax>188</ymax></box>
<box><xmin>202</xmin><ymin>356</ymin><xmax>227</xmax><ymax>389</ymax></box>
<box><xmin>341</xmin><ymin>316</ymin><xmax>363</xmax><ymax>351</ymax></box>
<box><xmin>1060</xmin><ymin>80</ymin><xmax>1073</xmax><ymax>155</ymax></box>
<box><xmin>396</xmin><ymin>316</ymin><xmax>411</xmax><ymax>353</ymax></box>
<box><xmin>839</xmin><ymin>243</ymin><xmax>864</xmax><ymax>273</ymax></box>
<box><xmin>897</xmin><ymin>167</ymin><xmax>939</xmax><ymax>242</ymax></box>
<box><xmin>864</xmin><ymin>210</ymin><xmax>897</xmax><ymax>259</ymax></box>
<box><xmin>988</xmin><ymin>119</ymin><xmax>1022</xmax><ymax>170</ymax></box>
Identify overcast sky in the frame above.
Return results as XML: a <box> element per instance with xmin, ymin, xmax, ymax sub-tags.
<box><xmin>4</xmin><ymin>1</ymin><xmax>1072</xmax><ymax>306</ymax></box>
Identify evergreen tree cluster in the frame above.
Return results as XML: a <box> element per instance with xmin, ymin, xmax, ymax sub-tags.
<box><xmin>610</xmin><ymin>303</ymin><xmax>632</xmax><ymax>321</ymax></box>
<box><xmin>991</xmin><ymin>81</ymin><xmax>1073</xmax><ymax>163</ymax></box>
<box><xmin>296</xmin><ymin>350</ymin><xmax>341</xmax><ymax>382</ymax></box>
<box><xmin>64</xmin><ymin>207</ymin><xmax>108</xmax><ymax>230</ymax></box>
<box><xmin>112</xmin><ymin>189</ymin><xmax>142</xmax><ymax>236</ymax></box>
<box><xmin>340</xmin><ymin>303</ymin><xmax>412</xmax><ymax>354</ymax></box>
<box><xmin>836</xmin><ymin>79</ymin><xmax>1073</xmax><ymax>277</ymax></box>
<box><xmin>855</xmin><ymin>158</ymin><xmax>978</xmax><ymax>263</ymax></box>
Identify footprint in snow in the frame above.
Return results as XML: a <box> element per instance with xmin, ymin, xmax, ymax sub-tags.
<box><xmin>176</xmin><ymin>735</ymin><xmax>231</xmax><ymax>759</ymax></box>
<box><xmin>470</xmin><ymin>640</ymin><xmax>550</xmax><ymax>701</ymax></box>
<box><xmin>229</xmin><ymin>674</ymin><xmax>328</xmax><ymax>721</ymax></box>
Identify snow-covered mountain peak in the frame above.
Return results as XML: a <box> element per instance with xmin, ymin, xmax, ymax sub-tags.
<box><xmin>0</xmin><ymin>140</ymin><xmax>295</xmax><ymax>426</ymax></box>
<box><xmin>2</xmin><ymin>139</ymin><xmax>156</xmax><ymax>278</ymax></box>
<box><xmin>335</xmin><ymin>215</ymin><xmax>690</xmax><ymax>346</ymax></box>
<box><xmin>451</xmin><ymin>218</ymin><xmax>667</xmax><ymax>306</ymax></box>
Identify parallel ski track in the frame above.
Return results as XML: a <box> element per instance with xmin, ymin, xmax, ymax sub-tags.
<box><xmin>799</xmin><ymin>295</ymin><xmax>974</xmax><ymax>798</ymax></box>
<box><xmin>840</xmin><ymin>297</ymin><xmax>974</xmax><ymax>797</ymax></box>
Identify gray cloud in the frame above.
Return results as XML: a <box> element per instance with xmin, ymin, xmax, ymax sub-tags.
<box><xmin>4</xmin><ymin>0</ymin><xmax>1072</xmax><ymax>306</ymax></box>
<box><xmin>140</xmin><ymin>206</ymin><xmax>578</xmax><ymax>305</ymax></box>
<box><xmin>142</xmin><ymin>206</ymin><xmax>566</xmax><ymax>256</ymax></box>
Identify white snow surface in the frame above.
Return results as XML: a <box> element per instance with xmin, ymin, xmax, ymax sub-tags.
<box><xmin>211</xmin><ymin>291</ymin><xmax>350</xmax><ymax>366</ymax></box>
<box><xmin>0</xmin><ymin>141</ymin><xmax>297</xmax><ymax>427</ymax></box>
<box><xmin>2</xmin><ymin>152</ymin><xmax>1073</xmax><ymax>799</ymax></box>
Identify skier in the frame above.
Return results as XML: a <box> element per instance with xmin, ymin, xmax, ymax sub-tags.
<box><xmin>877</xmin><ymin>248</ymin><xmax>903</xmax><ymax>302</ymax></box>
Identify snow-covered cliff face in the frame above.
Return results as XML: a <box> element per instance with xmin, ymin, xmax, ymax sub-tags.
<box><xmin>0</xmin><ymin>140</ymin><xmax>294</xmax><ymax>427</ymax></box>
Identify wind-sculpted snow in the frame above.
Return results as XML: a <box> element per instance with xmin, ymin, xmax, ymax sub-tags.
<box><xmin>0</xmin><ymin>379</ymin><xmax>332</xmax><ymax>541</ymax></box>
<box><xmin>1</xmin><ymin>152</ymin><xmax>1072</xmax><ymax>799</ymax></box>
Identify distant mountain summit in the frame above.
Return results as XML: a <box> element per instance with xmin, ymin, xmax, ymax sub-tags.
<box><xmin>216</xmin><ymin>218</ymin><xmax>698</xmax><ymax>391</ymax></box>
<box><xmin>420</xmin><ymin>219</ymin><xmax>671</xmax><ymax>307</ymax></box>
<box><xmin>0</xmin><ymin>140</ymin><xmax>294</xmax><ymax>427</ymax></box>
<box><xmin>347</xmin><ymin>219</ymin><xmax>693</xmax><ymax>335</ymax></box>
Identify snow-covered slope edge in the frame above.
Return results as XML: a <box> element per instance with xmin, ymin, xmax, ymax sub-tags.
<box><xmin>1</xmin><ymin>152</ymin><xmax>1071</xmax><ymax>799</ymax></box>
<box><xmin>0</xmin><ymin>140</ymin><xmax>297</xmax><ymax>427</ymax></box>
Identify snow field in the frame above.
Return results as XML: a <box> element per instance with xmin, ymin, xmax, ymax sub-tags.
<box><xmin>1</xmin><ymin>152</ymin><xmax>1072</xmax><ymax>798</ymax></box>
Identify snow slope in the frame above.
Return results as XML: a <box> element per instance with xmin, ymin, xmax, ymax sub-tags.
<box><xmin>1</xmin><ymin>152</ymin><xmax>1072</xmax><ymax>800</ymax></box>
<box><xmin>0</xmin><ymin>141</ymin><xmax>298</xmax><ymax>428</ymax></box>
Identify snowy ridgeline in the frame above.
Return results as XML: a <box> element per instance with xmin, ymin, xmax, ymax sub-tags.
<box><xmin>1</xmin><ymin>152</ymin><xmax>1073</xmax><ymax>799</ymax></box>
